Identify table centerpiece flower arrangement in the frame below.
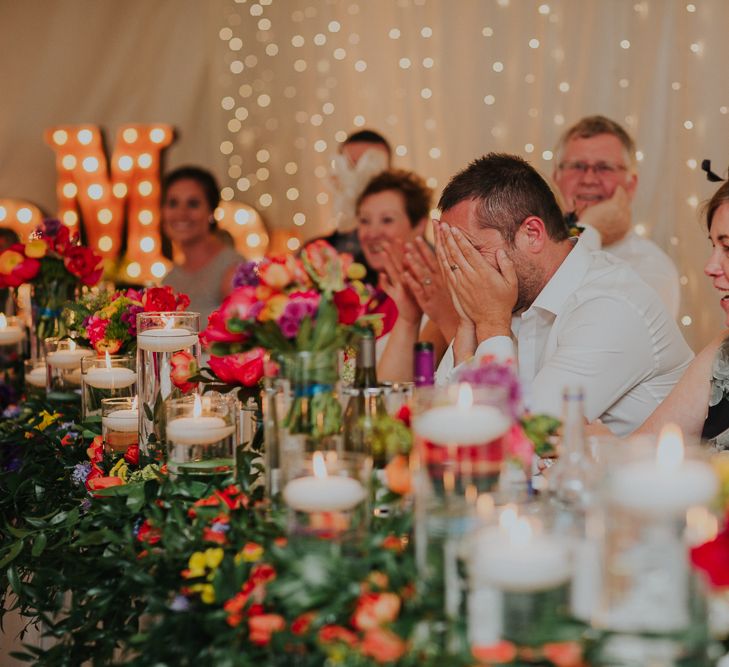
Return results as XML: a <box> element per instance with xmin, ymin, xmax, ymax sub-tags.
<box><xmin>0</xmin><ymin>218</ymin><xmax>103</xmax><ymax>349</ymax></box>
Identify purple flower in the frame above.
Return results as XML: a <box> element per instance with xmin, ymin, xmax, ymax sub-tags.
<box><xmin>121</xmin><ymin>305</ymin><xmax>144</xmax><ymax>336</ymax></box>
<box><xmin>170</xmin><ymin>595</ymin><xmax>191</xmax><ymax>612</ymax></box>
<box><xmin>71</xmin><ymin>462</ymin><xmax>92</xmax><ymax>486</ymax></box>
<box><xmin>232</xmin><ymin>261</ymin><xmax>260</xmax><ymax>288</ymax></box>
<box><xmin>2</xmin><ymin>405</ymin><xmax>20</xmax><ymax>419</ymax></box>
<box><xmin>210</xmin><ymin>521</ymin><xmax>230</xmax><ymax>534</ymax></box>
<box><xmin>277</xmin><ymin>297</ymin><xmax>318</xmax><ymax>339</ymax></box>
<box><xmin>80</xmin><ymin>498</ymin><xmax>92</xmax><ymax>513</ymax></box>
<box><xmin>41</xmin><ymin>218</ymin><xmax>62</xmax><ymax>237</ymax></box>
<box><xmin>457</xmin><ymin>360</ymin><xmax>523</xmax><ymax>420</ymax></box>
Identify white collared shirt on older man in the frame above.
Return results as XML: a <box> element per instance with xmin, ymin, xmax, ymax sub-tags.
<box><xmin>435</xmin><ymin>238</ymin><xmax>693</xmax><ymax>436</ymax></box>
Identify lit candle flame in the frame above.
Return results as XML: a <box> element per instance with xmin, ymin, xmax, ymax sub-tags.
<box><xmin>312</xmin><ymin>451</ymin><xmax>328</xmax><ymax>479</ymax></box>
<box><xmin>0</xmin><ymin>313</ymin><xmax>6</xmax><ymax>329</ymax></box>
<box><xmin>69</xmin><ymin>339</ymin><xmax>76</xmax><ymax>351</ymax></box>
<box><xmin>131</xmin><ymin>396</ymin><xmax>138</xmax><ymax>410</ymax></box>
<box><xmin>193</xmin><ymin>393</ymin><xmax>202</xmax><ymax>418</ymax></box>
<box><xmin>104</xmin><ymin>350</ymin><xmax>112</xmax><ymax>369</ymax></box>
<box><xmin>477</xmin><ymin>493</ymin><xmax>495</xmax><ymax>519</ymax></box>
<box><xmin>656</xmin><ymin>422</ymin><xmax>684</xmax><ymax>472</ymax></box>
<box><xmin>509</xmin><ymin>517</ymin><xmax>533</xmax><ymax>548</ymax></box>
<box><xmin>457</xmin><ymin>383</ymin><xmax>473</xmax><ymax>410</ymax></box>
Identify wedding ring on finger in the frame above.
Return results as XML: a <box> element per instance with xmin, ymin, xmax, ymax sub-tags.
<box><xmin>423</xmin><ymin>277</ymin><xmax>432</xmax><ymax>286</ymax></box>
<box><xmin>450</xmin><ymin>264</ymin><xmax>459</xmax><ymax>271</ymax></box>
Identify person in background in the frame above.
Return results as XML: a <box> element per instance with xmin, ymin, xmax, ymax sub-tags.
<box><xmin>161</xmin><ymin>166</ymin><xmax>243</xmax><ymax>325</ymax></box>
<box><xmin>552</xmin><ymin>115</ymin><xmax>680</xmax><ymax>318</ymax></box>
<box><xmin>318</xmin><ymin>129</ymin><xmax>392</xmax><ymax>284</ymax></box>
<box><xmin>434</xmin><ymin>153</ymin><xmax>692</xmax><ymax>436</ymax></box>
<box><xmin>352</xmin><ymin>169</ymin><xmax>448</xmax><ymax>374</ymax></box>
<box><xmin>638</xmin><ymin>178</ymin><xmax>729</xmax><ymax>448</ymax></box>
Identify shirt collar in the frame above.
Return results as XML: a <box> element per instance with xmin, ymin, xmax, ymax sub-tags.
<box><xmin>526</xmin><ymin>238</ymin><xmax>591</xmax><ymax>317</ymax></box>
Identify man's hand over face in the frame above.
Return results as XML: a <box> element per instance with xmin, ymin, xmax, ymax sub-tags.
<box><xmin>577</xmin><ymin>185</ymin><xmax>631</xmax><ymax>246</ymax></box>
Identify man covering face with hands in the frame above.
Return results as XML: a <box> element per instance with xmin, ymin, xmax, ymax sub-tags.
<box><xmin>434</xmin><ymin>153</ymin><xmax>692</xmax><ymax>436</ymax></box>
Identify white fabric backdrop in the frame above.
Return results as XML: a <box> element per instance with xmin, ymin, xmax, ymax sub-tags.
<box><xmin>1</xmin><ymin>0</ymin><xmax>729</xmax><ymax>350</ymax></box>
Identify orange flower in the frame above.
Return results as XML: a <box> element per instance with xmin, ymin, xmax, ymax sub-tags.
<box><xmin>241</xmin><ymin>542</ymin><xmax>264</xmax><ymax>562</ymax></box>
<box><xmin>202</xmin><ymin>528</ymin><xmax>227</xmax><ymax>545</ymax></box>
<box><xmin>258</xmin><ymin>258</ymin><xmax>294</xmax><ymax>290</ymax></box>
<box><xmin>352</xmin><ymin>592</ymin><xmax>401</xmax><ymax>631</ymax></box>
<box><xmin>542</xmin><ymin>642</ymin><xmax>585</xmax><ymax>667</ymax></box>
<box><xmin>360</xmin><ymin>627</ymin><xmax>407</xmax><ymax>663</ymax></box>
<box><xmin>86</xmin><ymin>435</ymin><xmax>104</xmax><ymax>463</ymax></box>
<box><xmin>472</xmin><ymin>641</ymin><xmax>517</xmax><ymax>664</ymax></box>
<box><xmin>248</xmin><ymin>613</ymin><xmax>285</xmax><ymax>646</ymax></box>
<box><xmin>382</xmin><ymin>535</ymin><xmax>405</xmax><ymax>553</ymax></box>
<box><xmin>318</xmin><ymin>625</ymin><xmax>358</xmax><ymax>647</ymax></box>
<box><xmin>223</xmin><ymin>591</ymin><xmax>249</xmax><ymax>627</ymax></box>
<box><xmin>384</xmin><ymin>455</ymin><xmax>411</xmax><ymax>495</ymax></box>
<box><xmin>291</xmin><ymin>611</ymin><xmax>316</xmax><ymax>636</ymax></box>
<box><xmin>24</xmin><ymin>239</ymin><xmax>48</xmax><ymax>259</ymax></box>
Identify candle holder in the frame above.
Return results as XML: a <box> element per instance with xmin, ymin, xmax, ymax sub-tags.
<box><xmin>136</xmin><ymin>311</ymin><xmax>200</xmax><ymax>454</ymax></box>
<box><xmin>101</xmin><ymin>397</ymin><xmax>139</xmax><ymax>456</ymax></box>
<box><xmin>0</xmin><ymin>315</ymin><xmax>26</xmax><ymax>406</ymax></box>
<box><xmin>24</xmin><ymin>359</ymin><xmax>47</xmax><ymax>399</ymax></box>
<box><xmin>467</xmin><ymin>501</ymin><xmax>573</xmax><ymax>651</ymax></box>
<box><xmin>282</xmin><ymin>450</ymin><xmax>371</xmax><ymax>541</ymax></box>
<box><xmin>589</xmin><ymin>428</ymin><xmax>718</xmax><ymax>665</ymax></box>
<box><xmin>44</xmin><ymin>337</ymin><xmax>94</xmax><ymax>404</ymax></box>
<box><xmin>165</xmin><ymin>392</ymin><xmax>236</xmax><ymax>478</ymax></box>
<box><xmin>381</xmin><ymin>381</ymin><xmax>414</xmax><ymax>416</ymax></box>
<box><xmin>81</xmin><ymin>353</ymin><xmax>137</xmax><ymax>420</ymax></box>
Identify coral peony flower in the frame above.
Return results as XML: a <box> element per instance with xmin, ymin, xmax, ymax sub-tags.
<box><xmin>472</xmin><ymin>640</ymin><xmax>518</xmax><ymax>664</ymax></box>
<box><xmin>208</xmin><ymin>348</ymin><xmax>264</xmax><ymax>387</ymax></box>
<box><xmin>384</xmin><ymin>455</ymin><xmax>411</xmax><ymax>496</ymax></box>
<box><xmin>352</xmin><ymin>592</ymin><xmax>401</xmax><ymax>631</ymax></box>
<box><xmin>542</xmin><ymin>642</ymin><xmax>585</xmax><ymax>667</ymax></box>
<box><xmin>291</xmin><ymin>611</ymin><xmax>316</xmax><ymax>636</ymax></box>
<box><xmin>86</xmin><ymin>476</ymin><xmax>124</xmax><ymax>494</ymax></box>
<box><xmin>360</xmin><ymin>628</ymin><xmax>407</xmax><ymax>663</ymax></box>
<box><xmin>87</xmin><ymin>435</ymin><xmax>104</xmax><ymax>463</ymax></box>
<box><xmin>0</xmin><ymin>248</ymin><xmax>40</xmax><ymax>287</ymax></box>
<box><xmin>248</xmin><ymin>613</ymin><xmax>285</xmax><ymax>646</ymax></box>
<box><xmin>170</xmin><ymin>350</ymin><xmax>198</xmax><ymax>394</ymax></box>
<box><xmin>318</xmin><ymin>625</ymin><xmax>358</xmax><ymax>647</ymax></box>
<box><xmin>504</xmin><ymin>424</ymin><xmax>534</xmax><ymax>471</ymax></box>
<box><xmin>64</xmin><ymin>246</ymin><xmax>103</xmax><ymax>286</ymax></box>
<box><xmin>258</xmin><ymin>257</ymin><xmax>294</xmax><ymax>290</ymax></box>
<box><xmin>301</xmin><ymin>240</ymin><xmax>346</xmax><ymax>292</ymax></box>
<box><xmin>333</xmin><ymin>286</ymin><xmax>364</xmax><ymax>325</ymax></box>
<box><xmin>136</xmin><ymin>519</ymin><xmax>162</xmax><ymax>545</ymax></box>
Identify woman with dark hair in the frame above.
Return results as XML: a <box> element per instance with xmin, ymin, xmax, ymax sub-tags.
<box><xmin>638</xmin><ymin>179</ymin><xmax>729</xmax><ymax>447</ymax></box>
<box><xmin>161</xmin><ymin>166</ymin><xmax>243</xmax><ymax>324</ymax></box>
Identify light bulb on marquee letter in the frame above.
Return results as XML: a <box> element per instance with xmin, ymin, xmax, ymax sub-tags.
<box><xmin>0</xmin><ymin>200</ymin><xmax>44</xmax><ymax>240</ymax></box>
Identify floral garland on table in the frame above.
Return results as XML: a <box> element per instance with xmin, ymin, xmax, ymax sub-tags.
<box><xmin>63</xmin><ymin>285</ymin><xmax>190</xmax><ymax>355</ymax></box>
<box><xmin>0</xmin><ymin>219</ymin><xmax>103</xmax><ymax>343</ymax></box>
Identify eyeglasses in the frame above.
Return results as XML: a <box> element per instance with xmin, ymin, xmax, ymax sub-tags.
<box><xmin>558</xmin><ymin>161</ymin><xmax>628</xmax><ymax>177</ymax></box>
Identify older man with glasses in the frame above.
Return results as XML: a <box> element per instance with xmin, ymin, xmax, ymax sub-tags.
<box><xmin>552</xmin><ymin>115</ymin><xmax>680</xmax><ymax>318</ymax></box>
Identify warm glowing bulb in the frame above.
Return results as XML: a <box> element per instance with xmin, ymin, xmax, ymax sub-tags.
<box><xmin>151</xmin><ymin>262</ymin><xmax>167</xmax><ymax>278</ymax></box>
<box><xmin>656</xmin><ymin>423</ymin><xmax>684</xmax><ymax>472</ymax></box>
<box><xmin>98</xmin><ymin>236</ymin><xmax>113</xmax><ymax>252</ymax></box>
<box><xmin>113</xmin><ymin>183</ymin><xmax>127</xmax><ymax>198</ymax></box>
<box><xmin>82</xmin><ymin>157</ymin><xmax>99</xmax><ymax>172</ymax></box>
<box><xmin>118</xmin><ymin>155</ymin><xmax>133</xmax><ymax>171</ymax></box>
<box><xmin>150</xmin><ymin>128</ymin><xmax>166</xmax><ymax>143</ymax></box>
<box><xmin>126</xmin><ymin>262</ymin><xmax>141</xmax><ymax>278</ymax></box>
<box><xmin>77</xmin><ymin>129</ymin><xmax>93</xmax><ymax>145</ymax></box>
<box><xmin>53</xmin><ymin>130</ymin><xmax>68</xmax><ymax>145</ymax></box>
<box><xmin>457</xmin><ymin>383</ymin><xmax>473</xmax><ymax>410</ymax></box>
<box><xmin>123</xmin><ymin>128</ymin><xmax>138</xmax><ymax>143</ymax></box>
<box><xmin>17</xmin><ymin>208</ymin><xmax>32</xmax><ymax>223</ymax></box>
<box><xmin>98</xmin><ymin>209</ymin><xmax>112</xmax><ymax>224</ymax></box>
<box><xmin>193</xmin><ymin>393</ymin><xmax>202</xmax><ymax>418</ymax></box>
<box><xmin>87</xmin><ymin>184</ymin><xmax>103</xmax><ymax>200</ymax></box>
<box><xmin>140</xmin><ymin>237</ymin><xmax>155</xmax><ymax>252</ymax></box>
<box><xmin>138</xmin><ymin>181</ymin><xmax>153</xmax><ymax>196</ymax></box>
<box><xmin>138</xmin><ymin>153</ymin><xmax>152</xmax><ymax>168</ymax></box>
<box><xmin>62</xmin><ymin>155</ymin><xmax>76</xmax><ymax>169</ymax></box>
<box><xmin>312</xmin><ymin>451</ymin><xmax>328</xmax><ymax>479</ymax></box>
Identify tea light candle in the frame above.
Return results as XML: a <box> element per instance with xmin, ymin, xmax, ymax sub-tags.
<box><xmin>102</xmin><ymin>409</ymin><xmax>139</xmax><ymax>433</ymax></box>
<box><xmin>165</xmin><ymin>394</ymin><xmax>234</xmax><ymax>445</ymax></box>
<box><xmin>26</xmin><ymin>365</ymin><xmax>47</xmax><ymax>387</ymax></box>
<box><xmin>283</xmin><ymin>451</ymin><xmax>366</xmax><ymax>513</ymax></box>
<box><xmin>472</xmin><ymin>515</ymin><xmax>571</xmax><ymax>592</ymax></box>
<box><xmin>609</xmin><ymin>424</ymin><xmax>719</xmax><ymax>517</ymax></box>
<box><xmin>47</xmin><ymin>342</ymin><xmax>94</xmax><ymax>370</ymax></box>
<box><xmin>83</xmin><ymin>352</ymin><xmax>137</xmax><ymax>389</ymax></box>
<box><xmin>137</xmin><ymin>325</ymin><xmax>198</xmax><ymax>352</ymax></box>
<box><xmin>0</xmin><ymin>314</ymin><xmax>24</xmax><ymax>345</ymax></box>
<box><xmin>414</xmin><ymin>384</ymin><xmax>510</xmax><ymax>446</ymax></box>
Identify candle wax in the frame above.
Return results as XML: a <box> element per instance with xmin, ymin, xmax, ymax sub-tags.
<box><xmin>0</xmin><ymin>325</ymin><xmax>24</xmax><ymax>346</ymax></box>
<box><xmin>84</xmin><ymin>367</ymin><xmax>137</xmax><ymax>390</ymax></box>
<box><xmin>166</xmin><ymin>416</ymin><xmax>234</xmax><ymax>445</ymax></box>
<box><xmin>26</xmin><ymin>366</ymin><xmax>47</xmax><ymax>387</ymax></box>
<box><xmin>137</xmin><ymin>328</ymin><xmax>198</xmax><ymax>353</ymax></box>
<box><xmin>47</xmin><ymin>348</ymin><xmax>94</xmax><ymax>370</ymax></box>
<box><xmin>414</xmin><ymin>404</ymin><xmax>510</xmax><ymax>446</ymax></box>
<box><xmin>283</xmin><ymin>475</ymin><xmax>366</xmax><ymax>513</ymax></box>
<box><xmin>102</xmin><ymin>409</ymin><xmax>139</xmax><ymax>433</ymax></box>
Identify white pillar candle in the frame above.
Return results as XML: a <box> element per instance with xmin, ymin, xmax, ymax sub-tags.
<box><xmin>102</xmin><ymin>409</ymin><xmax>139</xmax><ymax>433</ymax></box>
<box><xmin>47</xmin><ymin>348</ymin><xmax>94</xmax><ymax>370</ymax></box>
<box><xmin>84</xmin><ymin>367</ymin><xmax>137</xmax><ymax>389</ymax></box>
<box><xmin>472</xmin><ymin>517</ymin><xmax>571</xmax><ymax>593</ymax></box>
<box><xmin>26</xmin><ymin>365</ymin><xmax>47</xmax><ymax>387</ymax></box>
<box><xmin>137</xmin><ymin>328</ymin><xmax>198</xmax><ymax>353</ymax></box>
<box><xmin>0</xmin><ymin>314</ymin><xmax>24</xmax><ymax>345</ymax></box>
<box><xmin>283</xmin><ymin>451</ymin><xmax>366</xmax><ymax>512</ymax></box>
<box><xmin>166</xmin><ymin>416</ymin><xmax>234</xmax><ymax>445</ymax></box>
<box><xmin>413</xmin><ymin>385</ymin><xmax>510</xmax><ymax>446</ymax></box>
<box><xmin>609</xmin><ymin>424</ymin><xmax>719</xmax><ymax>517</ymax></box>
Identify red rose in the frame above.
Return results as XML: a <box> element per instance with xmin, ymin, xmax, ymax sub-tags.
<box><xmin>64</xmin><ymin>246</ymin><xmax>103</xmax><ymax>286</ymax></box>
<box><xmin>87</xmin><ymin>435</ymin><xmax>104</xmax><ymax>463</ymax></box>
<box><xmin>136</xmin><ymin>519</ymin><xmax>161</xmax><ymax>545</ymax></box>
<box><xmin>86</xmin><ymin>476</ymin><xmax>124</xmax><ymax>495</ymax></box>
<box><xmin>318</xmin><ymin>625</ymin><xmax>358</xmax><ymax>647</ymax></box>
<box><xmin>170</xmin><ymin>350</ymin><xmax>198</xmax><ymax>394</ymax></box>
<box><xmin>208</xmin><ymin>348</ymin><xmax>265</xmax><ymax>387</ymax></box>
<box><xmin>352</xmin><ymin>592</ymin><xmax>401</xmax><ymax>631</ymax></box>
<box><xmin>142</xmin><ymin>286</ymin><xmax>189</xmax><ymax>312</ymax></box>
<box><xmin>360</xmin><ymin>628</ymin><xmax>407</xmax><ymax>663</ymax></box>
<box><xmin>50</xmin><ymin>224</ymin><xmax>71</xmax><ymax>254</ymax></box>
<box><xmin>333</xmin><ymin>286</ymin><xmax>364</xmax><ymax>325</ymax></box>
<box><xmin>124</xmin><ymin>444</ymin><xmax>139</xmax><ymax>466</ymax></box>
<box><xmin>291</xmin><ymin>611</ymin><xmax>316</xmax><ymax>636</ymax></box>
<box><xmin>248</xmin><ymin>613</ymin><xmax>285</xmax><ymax>646</ymax></box>
<box><xmin>200</xmin><ymin>309</ymin><xmax>248</xmax><ymax>347</ymax></box>
<box><xmin>691</xmin><ymin>527</ymin><xmax>729</xmax><ymax>588</ymax></box>
<box><xmin>0</xmin><ymin>248</ymin><xmax>40</xmax><ymax>287</ymax></box>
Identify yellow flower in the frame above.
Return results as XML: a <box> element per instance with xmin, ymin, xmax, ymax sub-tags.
<box><xmin>187</xmin><ymin>551</ymin><xmax>208</xmax><ymax>577</ymax></box>
<box><xmin>36</xmin><ymin>411</ymin><xmax>60</xmax><ymax>432</ymax></box>
<box><xmin>236</xmin><ymin>542</ymin><xmax>263</xmax><ymax>564</ymax></box>
<box><xmin>25</xmin><ymin>239</ymin><xmax>48</xmax><ymax>259</ymax></box>
<box><xmin>188</xmin><ymin>583</ymin><xmax>216</xmax><ymax>604</ymax></box>
<box><xmin>204</xmin><ymin>547</ymin><xmax>224</xmax><ymax>570</ymax></box>
<box><xmin>259</xmin><ymin>294</ymin><xmax>288</xmax><ymax>322</ymax></box>
<box><xmin>347</xmin><ymin>262</ymin><xmax>367</xmax><ymax>281</ymax></box>
<box><xmin>109</xmin><ymin>458</ymin><xmax>128</xmax><ymax>482</ymax></box>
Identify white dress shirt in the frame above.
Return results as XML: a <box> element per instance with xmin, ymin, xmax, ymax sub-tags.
<box><xmin>580</xmin><ymin>226</ymin><xmax>680</xmax><ymax>319</ymax></box>
<box><xmin>435</xmin><ymin>239</ymin><xmax>693</xmax><ymax>436</ymax></box>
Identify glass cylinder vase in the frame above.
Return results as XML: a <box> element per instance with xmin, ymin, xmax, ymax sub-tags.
<box><xmin>81</xmin><ymin>353</ymin><xmax>137</xmax><ymax>420</ymax></box>
<box><xmin>0</xmin><ymin>315</ymin><xmax>26</xmax><ymax>408</ymax></box>
<box><xmin>101</xmin><ymin>396</ymin><xmax>139</xmax><ymax>456</ymax></box>
<box><xmin>136</xmin><ymin>312</ymin><xmax>200</xmax><ymax>455</ymax></box>
<box><xmin>28</xmin><ymin>282</ymin><xmax>75</xmax><ymax>362</ymax></box>
<box><xmin>45</xmin><ymin>337</ymin><xmax>94</xmax><ymax>405</ymax></box>
<box><xmin>24</xmin><ymin>359</ymin><xmax>47</xmax><ymax>400</ymax></box>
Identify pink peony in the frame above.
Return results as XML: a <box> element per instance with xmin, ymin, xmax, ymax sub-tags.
<box><xmin>170</xmin><ymin>350</ymin><xmax>198</xmax><ymax>394</ymax></box>
<box><xmin>208</xmin><ymin>348</ymin><xmax>265</xmax><ymax>387</ymax></box>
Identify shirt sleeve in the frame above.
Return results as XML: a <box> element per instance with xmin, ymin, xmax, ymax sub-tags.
<box><xmin>529</xmin><ymin>296</ymin><xmax>657</xmax><ymax>421</ymax></box>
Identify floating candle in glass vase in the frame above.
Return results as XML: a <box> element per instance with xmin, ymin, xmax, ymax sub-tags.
<box><xmin>0</xmin><ymin>314</ymin><xmax>25</xmax><ymax>402</ymax></box>
<box><xmin>101</xmin><ymin>396</ymin><xmax>139</xmax><ymax>455</ymax></box>
<box><xmin>81</xmin><ymin>351</ymin><xmax>137</xmax><ymax>419</ymax></box>
<box><xmin>165</xmin><ymin>393</ymin><xmax>236</xmax><ymax>477</ymax></box>
<box><xmin>0</xmin><ymin>314</ymin><xmax>25</xmax><ymax>346</ymax></box>
<box><xmin>45</xmin><ymin>338</ymin><xmax>94</xmax><ymax>404</ymax></box>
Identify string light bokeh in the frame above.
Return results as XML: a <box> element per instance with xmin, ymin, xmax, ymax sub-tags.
<box><xmin>216</xmin><ymin>0</ymin><xmax>729</xmax><ymax>351</ymax></box>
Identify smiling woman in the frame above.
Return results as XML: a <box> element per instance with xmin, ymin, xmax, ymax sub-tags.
<box><xmin>161</xmin><ymin>166</ymin><xmax>244</xmax><ymax>325</ymax></box>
